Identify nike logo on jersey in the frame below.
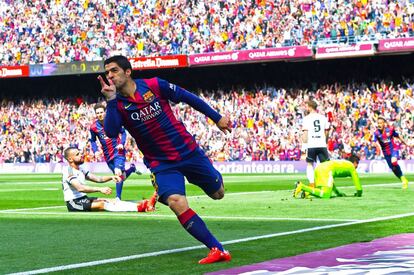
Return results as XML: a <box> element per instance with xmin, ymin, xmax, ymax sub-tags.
<box><xmin>125</xmin><ymin>103</ymin><xmax>132</xmax><ymax>109</ymax></box>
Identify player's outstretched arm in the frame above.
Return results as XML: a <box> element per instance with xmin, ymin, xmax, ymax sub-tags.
<box><xmin>103</xmin><ymin>100</ymin><xmax>123</xmax><ymax>138</ymax></box>
<box><xmin>86</xmin><ymin>173</ymin><xmax>121</xmax><ymax>183</ymax></box>
<box><xmin>397</xmin><ymin>136</ymin><xmax>407</xmax><ymax>146</ymax></box>
<box><xmin>158</xmin><ymin>78</ymin><xmax>222</xmax><ymax>123</ymax></box>
<box><xmin>71</xmin><ymin>179</ymin><xmax>112</xmax><ymax>195</ymax></box>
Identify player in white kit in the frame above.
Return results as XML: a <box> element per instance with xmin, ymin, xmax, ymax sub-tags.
<box><xmin>62</xmin><ymin>146</ymin><xmax>157</xmax><ymax>212</ymax></box>
<box><xmin>301</xmin><ymin>100</ymin><xmax>330</xmax><ymax>187</ymax></box>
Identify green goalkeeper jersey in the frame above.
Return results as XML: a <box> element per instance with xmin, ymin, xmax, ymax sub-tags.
<box><xmin>315</xmin><ymin>160</ymin><xmax>362</xmax><ymax>191</ymax></box>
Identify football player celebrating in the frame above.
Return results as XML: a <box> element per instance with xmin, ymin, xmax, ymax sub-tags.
<box><xmin>373</xmin><ymin>117</ymin><xmax>409</xmax><ymax>189</ymax></box>
<box><xmin>98</xmin><ymin>55</ymin><xmax>232</xmax><ymax>264</ymax></box>
<box><xmin>89</xmin><ymin>103</ymin><xmax>140</xmax><ymax>200</ymax></box>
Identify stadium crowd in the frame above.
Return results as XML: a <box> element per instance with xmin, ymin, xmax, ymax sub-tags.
<box><xmin>1</xmin><ymin>79</ymin><xmax>413</xmax><ymax>163</ymax></box>
<box><xmin>1</xmin><ymin>0</ymin><xmax>414</xmax><ymax>65</ymax></box>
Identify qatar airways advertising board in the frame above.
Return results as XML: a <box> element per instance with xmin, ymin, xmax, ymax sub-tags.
<box><xmin>315</xmin><ymin>43</ymin><xmax>375</xmax><ymax>59</ymax></box>
<box><xmin>378</xmin><ymin>37</ymin><xmax>414</xmax><ymax>52</ymax></box>
<box><xmin>188</xmin><ymin>46</ymin><xmax>312</xmax><ymax>66</ymax></box>
<box><xmin>129</xmin><ymin>55</ymin><xmax>188</xmax><ymax>70</ymax></box>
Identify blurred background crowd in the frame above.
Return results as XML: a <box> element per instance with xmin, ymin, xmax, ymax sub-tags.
<box><xmin>1</xmin><ymin>0</ymin><xmax>414</xmax><ymax>65</ymax></box>
<box><xmin>1</xmin><ymin>78</ymin><xmax>413</xmax><ymax>163</ymax></box>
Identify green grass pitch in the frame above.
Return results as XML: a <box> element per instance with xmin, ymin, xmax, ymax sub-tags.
<box><xmin>1</xmin><ymin>173</ymin><xmax>413</xmax><ymax>274</ymax></box>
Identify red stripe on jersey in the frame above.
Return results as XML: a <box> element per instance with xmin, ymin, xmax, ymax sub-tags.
<box><xmin>145</xmin><ymin>78</ymin><xmax>197</xmax><ymax>155</ymax></box>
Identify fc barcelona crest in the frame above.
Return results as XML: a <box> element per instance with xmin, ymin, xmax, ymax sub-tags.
<box><xmin>143</xmin><ymin>90</ymin><xmax>155</xmax><ymax>102</ymax></box>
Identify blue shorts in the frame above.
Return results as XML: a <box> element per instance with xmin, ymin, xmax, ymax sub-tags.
<box><xmin>150</xmin><ymin>148</ymin><xmax>223</xmax><ymax>204</ymax></box>
<box><xmin>384</xmin><ymin>151</ymin><xmax>400</xmax><ymax>168</ymax></box>
<box><xmin>107</xmin><ymin>155</ymin><xmax>126</xmax><ymax>173</ymax></box>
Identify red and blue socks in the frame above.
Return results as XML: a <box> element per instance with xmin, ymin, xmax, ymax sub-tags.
<box><xmin>178</xmin><ymin>208</ymin><xmax>224</xmax><ymax>252</ymax></box>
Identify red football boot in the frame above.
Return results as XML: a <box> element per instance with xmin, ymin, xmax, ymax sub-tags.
<box><xmin>198</xmin><ymin>247</ymin><xmax>232</xmax><ymax>264</ymax></box>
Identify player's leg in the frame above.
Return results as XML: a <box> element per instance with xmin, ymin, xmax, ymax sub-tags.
<box><xmin>180</xmin><ymin>149</ymin><xmax>224</xmax><ymax>200</ymax></box>
<box><xmin>388</xmin><ymin>152</ymin><xmax>408</xmax><ymax>189</ymax></box>
<box><xmin>153</xmin><ymin>167</ymin><xmax>230</xmax><ymax>264</ymax></box>
<box><xmin>108</xmin><ymin>157</ymin><xmax>126</xmax><ymax>200</ymax></box>
<box><xmin>306</xmin><ymin>148</ymin><xmax>317</xmax><ymax>187</ymax></box>
<box><xmin>317</xmin><ymin>147</ymin><xmax>330</xmax><ymax>163</ymax></box>
<box><xmin>301</xmin><ymin>167</ymin><xmax>333</xmax><ymax>198</ymax></box>
<box><xmin>124</xmin><ymin>162</ymin><xmax>139</xmax><ymax>179</ymax></box>
<box><xmin>300</xmin><ymin>184</ymin><xmax>332</xmax><ymax>199</ymax></box>
<box><xmin>91</xmin><ymin>198</ymin><xmax>153</xmax><ymax>212</ymax></box>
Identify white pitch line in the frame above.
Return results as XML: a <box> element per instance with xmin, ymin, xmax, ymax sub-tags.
<box><xmin>0</xmin><ymin>206</ymin><xmax>65</xmax><ymax>212</ymax></box>
<box><xmin>0</xmin><ymin>211</ymin><xmax>357</xmax><ymax>222</ymax></box>
<box><xmin>0</xmin><ymin>188</ymin><xmax>59</xmax><ymax>192</ymax></box>
<box><xmin>6</xmin><ymin>211</ymin><xmax>414</xmax><ymax>275</ymax></box>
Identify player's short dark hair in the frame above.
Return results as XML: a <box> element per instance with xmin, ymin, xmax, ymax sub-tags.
<box><xmin>63</xmin><ymin>146</ymin><xmax>78</xmax><ymax>161</ymax></box>
<box><xmin>94</xmin><ymin>102</ymin><xmax>106</xmax><ymax>112</ymax></box>
<box><xmin>348</xmin><ymin>154</ymin><xmax>360</xmax><ymax>164</ymax></box>
<box><xmin>307</xmin><ymin>100</ymin><xmax>317</xmax><ymax>110</ymax></box>
<box><xmin>104</xmin><ymin>55</ymin><xmax>132</xmax><ymax>72</ymax></box>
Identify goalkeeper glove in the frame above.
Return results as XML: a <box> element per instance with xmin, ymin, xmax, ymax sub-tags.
<box><xmin>354</xmin><ymin>190</ymin><xmax>363</xmax><ymax>197</ymax></box>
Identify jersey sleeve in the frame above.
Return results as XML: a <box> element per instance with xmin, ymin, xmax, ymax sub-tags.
<box><xmin>64</xmin><ymin>167</ymin><xmax>78</xmax><ymax>185</ymax></box>
<box><xmin>302</xmin><ymin>116</ymin><xmax>309</xmax><ymax>130</ymax></box>
<box><xmin>392</xmin><ymin>128</ymin><xmax>400</xmax><ymax>138</ymax></box>
<box><xmin>89</xmin><ymin>129</ymin><xmax>98</xmax><ymax>153</ymax></box>
<box><xmin>157</xmin><ymin>78</ymin><xmax>222</xmax><ymax>123</ymax></box>
<box><xmin>372</xmin><ymin>131</ymin><xmax>378</xmax><ymax>142</ymax></box>
<box><xmin>104</xmin><ymin>99</ymin><xmax>123</xmax><ymax>138</ymax></box>
<box><xmin>120</xmin><ymin>127</ymin><xmax>127</xmax><ymax>145</ymax></box>
<box><xmin>80</xmin><ymin>167</ymin><xmax>90</xmax><ymax>179</ymax></box>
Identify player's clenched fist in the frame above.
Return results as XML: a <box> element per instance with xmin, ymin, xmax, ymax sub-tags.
<box><xmin>216</xmin><ymin>116</ymin><xmax>232</xmax><ymax>134</ymax></box>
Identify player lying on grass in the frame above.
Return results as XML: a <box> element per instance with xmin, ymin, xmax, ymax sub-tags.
<box><xmin>62</xmin><ymin>146</ymin><xmax>157</xmax><ymax>212</ymax></box>
<box><xmin>293</xmin><ymin>154</ymin><xmax>362</xmax><ymax>199</ymax></box>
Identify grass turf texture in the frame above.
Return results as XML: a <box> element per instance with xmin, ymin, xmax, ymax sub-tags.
<box><xmin>0</xmin><ymin>173</ymin><xmax>413</xmax><ymax>274</ymax></box>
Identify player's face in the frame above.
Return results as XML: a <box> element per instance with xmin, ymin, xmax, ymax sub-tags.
<box><xmin>95</xmin><ymin>107</ymin><xmax>105</xmax><ymax>121</ymax></box>
<box><xmin>377</xmin><ymin>119</ymin><xmax>385</xmax><ymax>131</ymax></box>
<box><xmin>71</xmin><ymin>149</ymin><xmax>84</xmax><ymax>165</ymax></box>
<box><xmin>104</xmin><ymin>63</ymin><xmax>131</xmax><ymax>90</ymax></box>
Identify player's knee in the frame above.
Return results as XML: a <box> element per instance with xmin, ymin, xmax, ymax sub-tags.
<box><xmin>209</xmin><ymin>186</ymin><xmax>225</xmax><ymax>200</ymax></box>
<box><xmin>167</xmin><ymin>194</ymin><xmax>189</xmax><ymax>214</ymax></box>
<box><xmin>391</xmin><ymin>157</ymin><xmax>398</xmax><ymax>166</ymax></box>
<box><xmin>91</xmin><ymin>201</ymin><xmax>105</xmax><ymax>211</ymax></box>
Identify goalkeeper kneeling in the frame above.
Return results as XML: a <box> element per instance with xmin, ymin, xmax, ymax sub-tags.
<box><xmin>294</xmin><ymin>154</ymin><xmax>362</xmax><ymax>199</ymax></box>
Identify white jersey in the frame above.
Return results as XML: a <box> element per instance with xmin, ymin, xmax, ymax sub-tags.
<box><xmin>62</xmin><ymin>165</ymin><xmax>89</xmax><ymax>201</ymax></box>
<box><xmin>302</xmin><ymin>113</ymin><xmax>330</xmax><ymax>148</ymax></box>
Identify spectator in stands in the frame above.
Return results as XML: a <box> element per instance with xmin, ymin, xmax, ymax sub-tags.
<box><xmin>0</xmin><ymin>79</ymin><xmax>413</xmax><ymax>163</ymax></box>
<box><xmin>1</xmin><ymin>0</ymin><xmax>413</xmax><ymax>65</ymax></box>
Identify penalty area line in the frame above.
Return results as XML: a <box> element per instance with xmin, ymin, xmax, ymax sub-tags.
<box><xmin>7</xmin><ymin>211</ymin><xmax>414</xmax><ymax>275</ymax></box>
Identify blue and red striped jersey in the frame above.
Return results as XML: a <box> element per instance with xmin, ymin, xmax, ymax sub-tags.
<box><xmin>373</xmin><ymin>127</ymin><xmax>399</xmax><ymax>156</ymax></box>
<box><xmin>104</xmin><ymin>77</ymin><xmax>222</xmax><ymax>170</ymax></box>
<box><xmin>89</xmin><ymin>120</ymin><xmax>126</xmax><ymax>162</ymax></box>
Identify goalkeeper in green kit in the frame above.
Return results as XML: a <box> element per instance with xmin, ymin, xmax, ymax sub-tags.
<box><xmin>293</xmin><ymin>155</ymin><xmax>362</xmax><ymax>199</ymax></box>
